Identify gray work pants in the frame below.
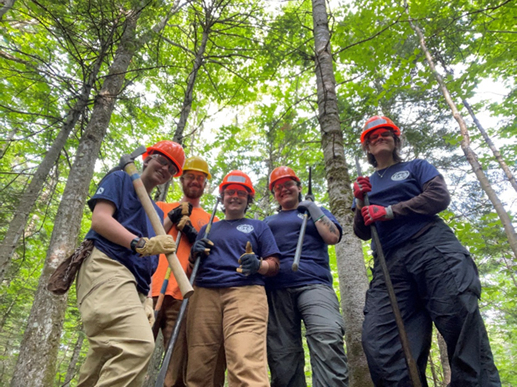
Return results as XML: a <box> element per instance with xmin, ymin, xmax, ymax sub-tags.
<box><xmin>267</xmin><ymin>284</ymin><xmax>349</xmax><ymax>387</ymax></box>
<box><xmin>362</xmin><ymin>219</ymin><xmax>501</xmax><ymax>387</ymax></box>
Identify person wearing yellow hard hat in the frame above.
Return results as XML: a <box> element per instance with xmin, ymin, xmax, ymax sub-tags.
<box><xmin>151</xmin><ymin>155</ymin><xmax>226</xmax><ymax>387</ymax></box>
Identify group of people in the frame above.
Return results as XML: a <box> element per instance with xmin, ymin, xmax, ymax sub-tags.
<box><xmin>73</xmin><ymin>115</ymin><xmax>501</xmax><ymax>387</ymax></box>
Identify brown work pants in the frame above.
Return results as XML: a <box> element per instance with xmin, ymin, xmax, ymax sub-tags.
<box><xmin>153</xmin><ymin>295</ymin><xmax>227</xmax><ymax>387</ymax></box>
<box><xmin>76</xmin><ymin>248</ymin><xmax>155</xmax><ymax>387</ymax></box>
<box><xmin>186</xmin><ymin>286</ymin><xmax>270</xmax><ymax>387</ymax></box>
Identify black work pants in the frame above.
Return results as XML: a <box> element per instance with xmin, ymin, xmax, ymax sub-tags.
<box><xmin>267</xmin><ymin>284</ymin><xmax>349</xmax><ymax>387</ymax></box>
<box><xmin>362</xmin><ymin>219</ymin><xmax>501</xmax><ymax>387</ymax></box>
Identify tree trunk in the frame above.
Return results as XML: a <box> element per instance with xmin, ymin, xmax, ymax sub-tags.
<box><xmin>310</xmin><ymin>1</ymin><xmax>372</xmax><ymax>385</ymax></box>
<box><xmin>437</xmin><ymin>330</ymin><xmax>451</xmax><ymax>386</ymax></box>
<box><xmin>0</xmin><ymin>47</ymin><xmax>106</xmax><ymax>283</ymax></box>
<box><xmin>462</xmin><ymin>98</ymin><xmax>517</xmax><ymax>193</ymax></box>
<box><xmin>62</xmin><ymin>327</ymin><xmax>85</xmax><ymax>387</ymax></box>
<box><xmin>0</xmin><ymin>0</ymin><xmax>16</xmax><ymax>21</ymax></box>
<box><xmin>10</xmin><ymin>10</ymin><xmax>140</xmax><ymax>386</ymax></box>
<box><xmin>403</xmin><ymin>1</ymin><xmax>517</xmax><ymax>260</ymax></box>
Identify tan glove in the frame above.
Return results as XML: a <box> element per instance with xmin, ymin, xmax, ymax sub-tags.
<box><xmin>135</xmin><ymin>235</ymin><xmax>176</xmax><ymax>256</ymax></box>
<box><xmin>144</xmin><ymin>297</ymin><xmax>155</xmax><ymax>327</ymax></box>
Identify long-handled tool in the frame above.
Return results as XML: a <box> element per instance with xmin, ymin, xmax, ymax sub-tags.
<box><xmin>355</xmin><ymin>159</ymin><xmax>421</xmax><ymax>387</ymax></box>
<box><xmin>155</xmin><ymin>196</ymin><xmax>220</xmax><ymax>387</ymax></box>
<box><xmin>292</xmin><ymin>166</ymin><xmax>313</xmax><ymax>271</ymax></box>
<box><xmin>120</xmin><ymin>146</ymin><xmax>193</xmax><ymax>299</ymax></box>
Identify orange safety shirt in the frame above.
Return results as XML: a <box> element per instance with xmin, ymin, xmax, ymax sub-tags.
<box><xmin>151</xmin><ymin>201</ymin><xmax>218</xmax><ymax>300</ymax></box>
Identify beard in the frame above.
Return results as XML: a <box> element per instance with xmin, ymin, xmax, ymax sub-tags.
<box><xmin>182</xmin><ymin>183</ymin><xmax>205</xmax><ymax>199</ymax></box>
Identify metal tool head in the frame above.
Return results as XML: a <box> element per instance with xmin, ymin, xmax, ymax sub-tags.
<box><xmin>119</xmin><ymin>145</ymin><xmax>146</xmax><ymax>169</ymax></box>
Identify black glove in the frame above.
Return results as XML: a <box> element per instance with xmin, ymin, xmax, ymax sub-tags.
<box><xmin>238</xmin><ymin>253</ymin><xmax>261</xmax><ymax>275</ymax></box>
<box><xmin>181</xmin><ymin>221</ymin><xmax>198</xmax><ymax>244</ymax></box>
<box><xmin>168</xmin><ymin>202</ymin><xmax>193</xmax><ymax>225</ymax></box>
<box><xmin>297</xmin><ymin>200</ymin><xmax>324</xmax><ymax>222</ymax></box>
<box><xmin>189</xmin><ymin>238</ymin><xmax>213</xmax><ymax>265</ymax></box>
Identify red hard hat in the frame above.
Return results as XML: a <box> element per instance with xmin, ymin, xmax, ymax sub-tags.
<box><xmin>219</xmin><ymin>170</ymin><xmax>255</xmax><ymax>195</ymax></box>
<box><xmin>360</xmin><ymin>116</ymin><xmax>401</xmax><ymax>144</ymax></box>
<box><xmin>142</xmin><ymin>141</ymin><xmax>185</xmax><ymax>177</ymax></box>
<box><xmin>269</xmin><ymin>166</ymin><xmax>300</xmax><ymax>191</ymax></box>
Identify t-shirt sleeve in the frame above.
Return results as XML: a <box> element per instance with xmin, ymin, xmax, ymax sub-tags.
<box><xmin>414</xmin><ymin>159</ymin><xmax>440</xmax><ymax>188</ymax></box>
<box><xmin>87</xmin><ymin>172</ymin><xmax>125</xmax><ymax>212</ymax></box>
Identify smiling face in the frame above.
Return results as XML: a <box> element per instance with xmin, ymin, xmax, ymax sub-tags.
<box><xmin>222</xmin><ymin>184</ymin><xmax>249</xmax><ymax>218</ymax></box>
<box><xmin>141</xmin><ymin>153</ymin><xmax>176</xmax><ymax>188</ymax></box>
<box><xmin>181</xmin><ymin>170</ymin><xmax>207</xmax><ymax>199</ymax></box>
<box><xmin>273</xmin><ymin>177</ymin><xmax>302</xmax><ymax>211</ymax></box>
<box><xmin>365</xmin><ymin>128</ymin><xmax>396</xmax><ymax>157</ymax></box>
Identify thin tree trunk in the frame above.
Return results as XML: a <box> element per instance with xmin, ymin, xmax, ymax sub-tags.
<box><xmin>0</xmin><ymin>128</ymin><xmax>16</xmax><ymax>159</ymax></box>
<box><xmin>462</xmin><ymin>98</ymin><xmax>517</xmax><ymax>192</ymax></box>
<box><xmin>0</xmin><ymin>45</ymin><xmax>106</xmax><ymax>283</ymax></box>
<box><xmin>311</xmin><ymin>1</ymin><xmax>372</xmax><ymax>385</ymax></box>
<box><xmin>10</xmin><ymin>2</ymin><xmax>184</xmax><ymax>384</ymax></box>
<box><xmin>437</xmin><ymin>330</ymin><xmax>451</xmax><ymax>386</ymax></box>
<box><xmin>403</xmin><ymin>1</ymin><xmax>517</xmax><ymax>260</ymax></box>
<box><xmin>0</xmin><ymin>0</ymin><xmax>16</xmax><ymax>21</ymax></box>
<box><xmin>62</xmin><ymin>327</ymin><xmax>85</xmax><ymax>387</ymax></box>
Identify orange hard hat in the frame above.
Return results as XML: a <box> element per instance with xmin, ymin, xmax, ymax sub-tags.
<box><xmin>219</xmin><ymin>170</ymin><xmax>255</xmax><ymax>195</ymax></box>
<box><xmin>360</xmin><ymin>116</ymin><xmax>401</xmax><ymax>144</ymax></box>
<box><xmin>143</xmin><ymin>141</ymin><xmax>185</xmax><ymax>177</ymax></box>
<box><xmin>269</xmin><ymin>166</ymin><xmax>300</xmax><ymax>191</ymax></box>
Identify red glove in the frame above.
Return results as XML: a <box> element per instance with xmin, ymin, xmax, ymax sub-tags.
<box><xmin>361</xmin><ymin>205</ymin><xmax>394</xmax><ymax>226</ymax></box>
<box><xmin>353</xmin><ymin>176</ymin><xmax>372</xmax><ymax>200</ymax></box>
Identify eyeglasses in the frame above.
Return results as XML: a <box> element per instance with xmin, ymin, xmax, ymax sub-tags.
<box><xmin>367</xmin><ymin>130</ymin><xmax>392</xmax><ymax>143</ymax></box>
<box><xmin>225</xmin><ymin>189</ymin><xmax>248</xmax><ymax>198</ymax></box>
<box><xmin>273</xmin><ymin>180</ymin><xmax>296</xmax><ymax>192</ymax></box>
<box><xmin>183</xmin><ymin>173</ymin><xmax>206</xmax><ymax>183</ymax></box>
<box><xmin>150</xmin><ymin>154</ymin><xmax>177</xmax><ymax>175</ymax></box>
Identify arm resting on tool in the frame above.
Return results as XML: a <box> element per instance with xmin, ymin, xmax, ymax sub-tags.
<box><xmin>91</xmin><ymin>199</ymin><xmax>137</xmax><ymax>249</ymax></box>
<box><xmin>298</xmin><ymin>201</ymin><xmax>341</xmax><ymax>245</ymax></box>
<box><xmin>353</xmin><ymin>175</ymin><xmax>450</xmax><ymax>240</ymax></box>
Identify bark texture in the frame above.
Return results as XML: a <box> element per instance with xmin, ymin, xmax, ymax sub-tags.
<box><xmin>10</xmin><ymin>10</ymin><xmax>140</xmax><ymax>386</ymax></box>
<box><xmin>404</xmin><ymin>1</ymin><xmax>517</xmax><ymax>260</ymax></box>
<box><xmin>62</xmin><ymin>328</ymin><xmax>85</xmax><ymax>387</ymax></box>
<box><xmin>311</xmin><ymin>1</ymin><xmax>372</xmax><ymax>385</ymax></box>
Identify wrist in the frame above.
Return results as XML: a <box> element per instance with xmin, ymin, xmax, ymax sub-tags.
<box><xmin>257</xmin><ymin>259</ymin><xmax>268</xmax><ymax>275</ymax></box>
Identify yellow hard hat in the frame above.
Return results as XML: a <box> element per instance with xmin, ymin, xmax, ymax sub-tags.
<box><xmin>183</xmin><ymin>156</ymin><xmax>211</xmax><ymax>179</ymax></box>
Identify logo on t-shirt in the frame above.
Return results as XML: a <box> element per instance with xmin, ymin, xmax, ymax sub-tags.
<box><xmin>96</xmin><ymin>187</ymin><xmax>105</xmax><ymax>195</ymax></box>
<box><xmin>391</xmin><ymin>171</ymin><xmax>410</xmax><ymax>181</ymax></box>
<box><xmin>236</xmin><ymin>224</ymin><xmax>254</xmax><ymax>234</ymax></box>
<box><xmin>297</xmin><ymin>213</ymin><xmax>304</xmax><ymax>220</ymax></box>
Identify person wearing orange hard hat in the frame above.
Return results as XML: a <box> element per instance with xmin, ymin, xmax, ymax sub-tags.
<box><xmin>265</xmin><ymin>166</ymin><xmax>349</xmax><ymax>387</ymax></box>
<box><xmin>353</xmin><ymin>116</ymin><xmax>501</xmax><ymax>386</ymax></box>
<box><xmin>151</xmin><ymin>155</ymin><xmax>225</xmax><ymax>387</ymax></box>
<box><xmin>76</xmin><ymin>141</ymin><xmax>185</xmax><ymax>386</ymax></box>
<box><xmin>185</xmin><ymin>170</ymin><xmax>281</xmax><ymax>387</ymax></box>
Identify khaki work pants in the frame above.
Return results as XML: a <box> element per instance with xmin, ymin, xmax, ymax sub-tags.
<box><xmin>186</xmin><ymin>286</ymin><xmax>270</xmax><ymax>387</ymax></box>
<box><xmin>76</xmin><ymin>248</ymin><xmax>155</xmax><ymax>387</ymax></box>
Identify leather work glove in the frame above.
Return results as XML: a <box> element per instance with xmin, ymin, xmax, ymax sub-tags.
<box><xmin>353</xmin><ymin>176</ymin><xmax>372</xmax><ymax>201</ymax></box>
<box><xmin>297</xmin><ymin>200</ymin><xmax>325</xmax><ymax>223</ymax></box>
<box><xmin>144</xmin><ymin>297</ymin><xmax>155</xmax><ymax>327</ymax></box>
<box><xmin>135</xmin><ymin>235</ymin><xmax>176</xmax><ymax>257</ymax></box>
<box><xmin>236</xmin><ymin>241</ymin><xmax>261</xmax><ymax>276</ymax></box>
<box><xmin>361</xmin><ymin>205</ymin><xmax>394</xmax><ymax>226</ymax></box>
<box><xmin>168</xmin><ymin>202</ymin><xmax>193</xmax><ymax>225</ymax></box>
<box><xmin>178</xmin><ymin>218</ymin><xmax>198</xmax><ymax>244</ymax></box>
<box><xmin>189</xmin><ymin>238</ymin><xmax>214</xmax><ymax>265</ymax></box>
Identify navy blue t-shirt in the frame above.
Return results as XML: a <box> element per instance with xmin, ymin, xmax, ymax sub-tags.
<box><xmin>85</xmin><ymin>170</ymin><xmax>163</xmax><ymax>295</ymax></box>
<box><xmin>366</xmin><ymin>159</ymin><xmax>440</xmax><ymax>250</ymax></box>
<box><xmin>264</xmin><ymin>207</ymin><xmax>342</xmax><ymax>290</ymax></box>
<box><xmin>194</xmin><ymin>218</ymin><xmax>280</xmax><ymax>288</ymax></box>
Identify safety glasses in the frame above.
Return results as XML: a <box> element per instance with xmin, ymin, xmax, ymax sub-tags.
<box><xmin>183</xmin><ymin>173</ymin><xmax>206</xmax><ymax>183</ymax></box>
<box><xmin>150</xmin><ymin>154</ymin><xmax>177</xmax><ymax>175</ymax></box>
<box><xmin>273</xmin><ymin>180</ymin><xmax>296</xmax><ymax>192</ymax></box>
<box><xmin>225</xmin><ymin>189</ymin><xmax>248</xmax><ymax>198</ymax></box>
<box><xmin>367</xmin><ymin>130</ymin><xmax>392</xmax><ymax>143</ymax></box>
